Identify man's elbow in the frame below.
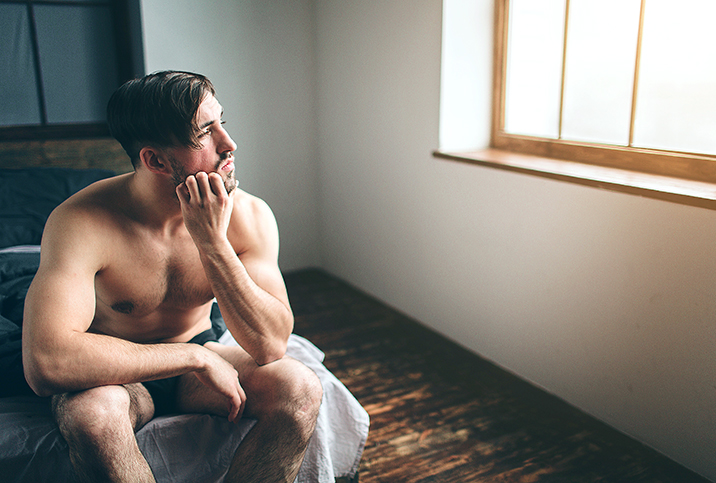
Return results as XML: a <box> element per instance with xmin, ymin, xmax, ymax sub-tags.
<box><xmin>23</xmin><ymin>356</ymin><xmax>63</xmax><ymax>397</ymax></box>
<box><xmin>254</xmin><ymin>339</ymin><xmax>288</xmax><ymax>366</ymax></box>
<box><xmin>25</xmin><ymin>370</ymin><xmax>56</xmax><ymax>398</ymax></box>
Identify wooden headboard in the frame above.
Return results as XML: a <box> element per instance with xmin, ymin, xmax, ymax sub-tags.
<box><xmin>0</xmin><ymin>138</ymin><xmax>132</xmax><ymax>174</ymax></box>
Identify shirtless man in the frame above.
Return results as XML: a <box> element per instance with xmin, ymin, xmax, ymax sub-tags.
<box><xmin>21</xmin><ymin>71</ymin><xmax>323</xmax><ymax>482</ymax></box>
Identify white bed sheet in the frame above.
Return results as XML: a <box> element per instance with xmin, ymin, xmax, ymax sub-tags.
<box><xmin>0</xmin><ymin>333</ymin><xmax>369</xmax><ymax>482</ymax></box>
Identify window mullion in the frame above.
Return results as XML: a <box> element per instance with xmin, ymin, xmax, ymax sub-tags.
<box><xmin>26</xmin><ymin>1</ymin><xmax>48</xmax><ymax>126</ymax></box>
<box><xmin>558</xmin><ymin>0</ymin><xmax>570</xmax><ymax>140</ymax></box>
<box><xmin>629</xmin><ymin>0</ymin><xmax>646</xmax><ymax>147</ymax></box>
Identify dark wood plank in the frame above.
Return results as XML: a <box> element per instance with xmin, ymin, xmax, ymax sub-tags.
<box><xmin>285</xmin><ymin>269</ymin><xmax>710</xmax><ymax>483</ymax></box>
<box><xmin>0</xmin><ymin>138</ymin><xmax>131</xmax><ymax>174</ymax></box>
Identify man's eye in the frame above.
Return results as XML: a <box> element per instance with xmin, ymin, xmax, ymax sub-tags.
<box><xmin>197</xmin><ymin>121</ymin><xmax>225</xmax><ymax>138</ymax></box>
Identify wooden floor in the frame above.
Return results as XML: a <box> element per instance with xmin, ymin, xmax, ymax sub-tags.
<box><xmin>284</xmin><ymin>269</ymin><xmax>711</xmax><ymax>483</ymax></box>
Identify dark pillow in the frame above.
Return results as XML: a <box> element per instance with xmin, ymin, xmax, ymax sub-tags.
<box><xmin>0</xmin><ymin>250</ymin><xmax>42</xmax><ymax>326</ymax></box>
<box><xmin>0</xmin><ymin>313</ymin><xmax>19</xmax><ymax>337</ymax></box>
<box><xmin>0</xmin><ymin>250</ymin><xmax>42</xmax><ymax>397</ymax></box>
<box><xmin>0</xmin><ymin>167</ymin><xmax>114</xmax><ymax>249</ymax></box>
<box><xmin>0</xmin><ymin>318</ymin><xmax>32</xmax><ymax>397</ymax></box>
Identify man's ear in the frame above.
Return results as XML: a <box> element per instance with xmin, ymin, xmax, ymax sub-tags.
<box><xmin>139</xmin><ymin>146</ymin><xmax>172</xmax><ymax>175</ymax></box>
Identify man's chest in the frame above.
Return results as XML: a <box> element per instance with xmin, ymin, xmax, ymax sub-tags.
<box><xmin>94</xmin><ymin>236</ymin><xmax>215</xmax><ymax>317</ymax></box>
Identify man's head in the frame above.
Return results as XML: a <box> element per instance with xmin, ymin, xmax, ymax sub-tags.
<box><xmin>107</xmin><ymin>71</ymin><xmax>217</xmax><ymax>169</ymax></box>
<box><xmin>165</xmin><ymin>92</ymin><xmax>238</xmax><ymax>194</ymax></box>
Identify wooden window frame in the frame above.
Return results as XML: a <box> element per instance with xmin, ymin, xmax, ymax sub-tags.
<box><xmin>490</xmin><ymin>0</ymin><xmax>716</xmax><ymax>184</ymax></box>
<box><xmin>435</xmin><ymin>0</ymin><xmax>716</xmax><ymax>210</ymax></box>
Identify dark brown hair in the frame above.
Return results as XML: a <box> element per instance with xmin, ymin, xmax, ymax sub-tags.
<box><xmin>107</xmin><ymin>71</ymin><xmax>216</xmax><ymax>168</ymax></box>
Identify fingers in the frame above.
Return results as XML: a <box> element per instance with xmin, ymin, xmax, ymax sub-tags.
<box><xmin>228</xmin><ymin>383</ymin><xmax>246</xmax><ymax>423</ymax></box>
<box><xmin>180</xmin><ymin>172</ymin><xmax>227</xmax><ymax>203</ymax></box>
<box><xmin>224</xmin><ymin>375</ymin><xmax>245</xmax><ymax>423</ymax></box>
<box><xmin>184</xmin><ymin>173</ymin><xmax>204</xmax><ymax>201</ymax></box>
<box><xmin>228</xmin><ymin>399</ymin><xmax>240</xmax><ymax>422</ymax></box>
<box><xmin>206</xmin><ymin>351</ymin><xmax>245</xmax><ymax>423</ymax></box>
<box><xmin>193</xmin><ymin>364</ymin><xmax>245</xmax><ymax>423</ymax></box>
<box><xmin>237</xmin><ymin>383</ymin><xmax>246</xmax><ymax>420</ymax></box>
<box><xmin>208</xmin><ymin>172</ymin><xmax>229</xmax><ymax>198</ymax></box>
<box><xmin>175</xmin><ymin>182</ymin><xmax>190</xmax><ymax>203</ymax></box>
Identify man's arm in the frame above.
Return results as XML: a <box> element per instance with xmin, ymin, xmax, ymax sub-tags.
<box><xmin>22</xmin><ymin>205</ymin><xmax>244</xmax><ymax>420</ymax></box>
<box><xmin>177</xmin><ymin>172</ymin><xmax>293</xmax><ymax>365</ymax></box>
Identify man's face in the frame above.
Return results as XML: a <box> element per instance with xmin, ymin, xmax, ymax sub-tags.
<box><xmin>167</xmin><ymin>94</ymin><xmax>238</xmax><ymax>194</ymax></box>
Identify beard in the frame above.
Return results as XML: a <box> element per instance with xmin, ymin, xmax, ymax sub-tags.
<box><xmin>223</xmin><ymin>167</ymin><xmax>238</xmax><ymax>194</ymax></box>
<box><xmin>169</xmin><ymin>154</ymin><xmax>238</xmax><ymax>194</ymax></box>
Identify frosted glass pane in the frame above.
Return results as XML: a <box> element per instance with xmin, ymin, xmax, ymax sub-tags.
<box><xmin>561</xmin><ymin>0</ymin><xmax>641</xmax><ymax>145</ymax></box>
<box><xmin>633</xmin><ymin>0</ymin><xmax>716</xmax><ymax>156</ymax></box>
<box><xmin>504</xmin><ymin>0</ymin><xmax>566</xmax><ymax>138</ymax></box>
<box><xmin>35</xmin><ymin>5</ymin><xmax>118</xmax><ymax>124</ymax></box>
<box><xmin>0</xmin><ymin>4</ymin><xmax>42</xmax><ymax>126</ymax></box>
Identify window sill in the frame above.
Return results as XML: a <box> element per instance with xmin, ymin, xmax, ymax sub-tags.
<box><xmin>433</xmin><ymin>148</ymin><xmax>716</xmax><ymax>211</ymax></box>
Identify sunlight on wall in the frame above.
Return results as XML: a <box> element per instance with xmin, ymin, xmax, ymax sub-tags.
<box><xmin>438</xmin><ymin>0</ymin><xmax>493</xmax><ymax>151</ymax></box>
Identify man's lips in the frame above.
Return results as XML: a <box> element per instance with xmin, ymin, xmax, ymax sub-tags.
<box><xmin>220</xmin><ymin>156</ymin><xmax>235</xmax><ymax>171</ymax></box>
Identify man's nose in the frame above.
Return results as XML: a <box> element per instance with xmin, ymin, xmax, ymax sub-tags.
<box><xmin>218</xmin><ymin>126</ymin><xmax>238</xmax><ymax>153</ymax></box>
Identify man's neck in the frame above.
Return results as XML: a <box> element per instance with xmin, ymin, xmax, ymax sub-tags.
<box><xmin>126</xmin><ymin>169</ymin><xmax>185</xmax><ymax>231</ymax></box>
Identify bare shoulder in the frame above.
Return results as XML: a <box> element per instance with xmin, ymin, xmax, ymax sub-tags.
<box><xmin>41</xmin><ymin>174</ymin><xmax>132</xmax><ymax>269</ymax></box>
<box><xmin>228</xmin><ymin>189</ymin><xmax>279</xmax><ymax>257</ymax></box>
<box><xmin>46</xmin><ymin>174</ymin><xmax>130</xmax><ymax>233</ymax></box>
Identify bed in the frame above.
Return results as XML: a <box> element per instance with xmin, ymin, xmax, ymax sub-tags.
<box><xmin>0</xmin><ymin>167</ymin><xmax>368</xmax><ymax>482</ymax></box>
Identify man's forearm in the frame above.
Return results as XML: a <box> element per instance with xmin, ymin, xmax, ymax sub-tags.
<box><xmin>198</xmin><ymin>239</ymin><xmax>293</xmax><ymax>365</ymax></box>
<box><xmin>24</xmin><ymin>332</ymin><xmax>208</xmax><ymax>397</ymax></box>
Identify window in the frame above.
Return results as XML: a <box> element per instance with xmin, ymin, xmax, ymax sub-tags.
<box><xmin>0</xmin><ymin>0</ymin><xmax>144</xmax><ymax>140</ymax></box>
<box><xmin>491</xmin><ymin>0</ymin><xmax>716</xmax><ymax>184</ymax></box>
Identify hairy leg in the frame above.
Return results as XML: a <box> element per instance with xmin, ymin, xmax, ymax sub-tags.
<box><xmin>51</xmin><ymin>383</ymin><xmax>156</xmax><ymax>483</ymax></box>
<box><xmin>177</xmin><ymin>343</ymin><xmax>323</xmax><ymax>483</ymax></box>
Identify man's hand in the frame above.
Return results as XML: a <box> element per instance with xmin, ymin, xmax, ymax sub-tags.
<box><xmin>193</xmin><ymin>347</ymin><xmax>246</xmax><ymax>422</ymax></box>
<box><xmin>176</xmin><ymin>171</ymin><xmax>234</xmax><ymax>248</ymax></box>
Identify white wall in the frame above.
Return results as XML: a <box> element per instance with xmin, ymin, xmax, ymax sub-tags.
<box><xmin>140</xmin><ymin>0</ymin><xmax>716</xmax><ymax>479</ymax></box>
<box><xmin>140</xmin><ymin>0</ymin><xmax>321</xmax><ymax>271</ymax></box>
<box><xmin>315</xmin><ymin>0</ymin><xmax>716</xmax><ymax>480</ymax></box>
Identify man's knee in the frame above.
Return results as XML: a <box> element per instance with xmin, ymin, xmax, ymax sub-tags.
<box><xmin>288</xmin><ymin>362</ymin><xmax>323</xmax><ymax>421</ymax></box>
<box><xmin>51</xmin><ymin>385</ymin><xmax>156</xmax><ymax>482</ymax></box>
<box><xmin>52</xmin><ymin>385</ymin><xmax>133</xmax><ymax>443</ymax></box>
<box><xmin>252</xmin><ymin>359</ymin><xmax>323</xmax><ymax>436</ymax></box>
